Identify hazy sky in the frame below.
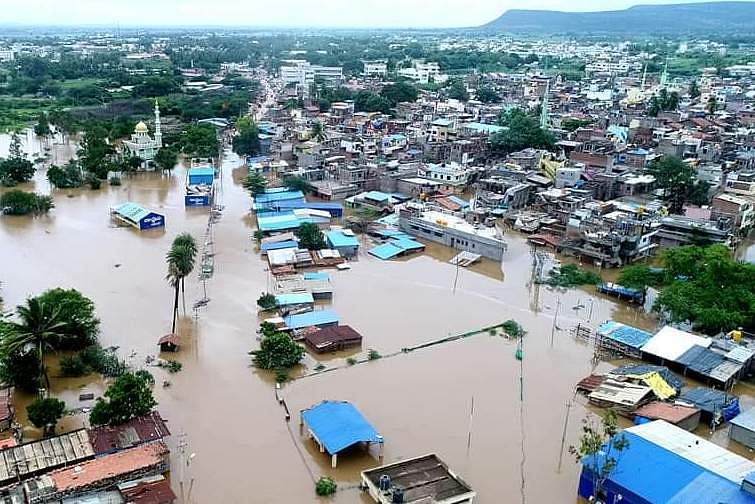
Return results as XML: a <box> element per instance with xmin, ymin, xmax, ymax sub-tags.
<box><xmin>2</xmin><ymin>0</ymin><xmax>750</xmax><ymax>28</ymax></box>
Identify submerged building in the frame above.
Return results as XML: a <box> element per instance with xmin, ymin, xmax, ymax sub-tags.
<box><xmin>123</xmin><ymin>100</ymin><xmax>163</xmax><ymax>163</ymax></box>
<box><xmin>398</xmin><ymin>206</ymin><xmax>507</xmax><ymax>261</ymax></box>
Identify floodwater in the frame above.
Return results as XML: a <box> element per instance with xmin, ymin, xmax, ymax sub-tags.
<box><xmin>1</xmin><ymin>131</ymin><xmax>750</xmax><ymax>503</ymax></box>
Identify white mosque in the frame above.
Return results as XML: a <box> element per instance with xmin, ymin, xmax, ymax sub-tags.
<box><xmin>123</xmin><ymin>100</ymin><xmax>163</xmax><ymax>162</ymax></box>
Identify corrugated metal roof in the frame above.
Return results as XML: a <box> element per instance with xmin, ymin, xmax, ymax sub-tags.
<box><xmin>326</xmin><ymin>230</ymin><xmax>359</xmax><ymax>248</ymax></box>
<box><xmin>368</xmin><ymin>243</ymin><xmax>403</xmax><ymax>260</ymax></box>
<box><xmin>301</xmin><ymin>401</ymin><xmax>382</xmax><ymax>454</ymax></box>
<box><xmin>114</xmin><ymin>202</ymin><xmax>152</xmax><ymax>223</ymax></box>
<box><xmin>274</xmin><ymin>293</ymin><xmax>314</xmax><ymax>306</ymax></box>
<box><xmin>629</xmin><ymin>420</ymin><xmax>755</xmax><ymax>484</ymax></box>
<box><xmin>284</xmin><ymin>309</ymin><xmax>339</xmax><ymax>329</ymax></box>
<box><xmin>731</xmin><ymin>408</ymin><xmax>755</xmax><ymax>432</ymax></box>
<box><xmin>641</xmin><ymin>326</ymin><xmax>712</xmax><ymax>361</ymax></box>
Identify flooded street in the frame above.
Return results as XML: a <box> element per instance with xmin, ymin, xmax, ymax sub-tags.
<box><xmin>1</xmin><ymin>132</ymin><xmax>744</xmax><ymax>503</ymax></box>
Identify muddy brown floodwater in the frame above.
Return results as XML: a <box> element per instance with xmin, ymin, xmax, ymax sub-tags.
<box><xmin>1</xmin><ymin>133</ymin><xmax>751</xmax><ymax>503</ymax></box>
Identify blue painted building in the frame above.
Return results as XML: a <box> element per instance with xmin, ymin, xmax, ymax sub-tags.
<box><xmin>578</xmin><ymin>420</ymin><xmax>755</xmax><ymax>504</ymax></box>
<box><xmin>111</xmin><ymin>202</ymin><xmax>165</xmax><ymax>230</ymax></box>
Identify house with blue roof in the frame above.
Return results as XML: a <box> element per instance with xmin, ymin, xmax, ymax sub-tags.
<box><xmin>326</xmin><ymin>229</ymin><xmax>360</xmax><ymax>257</ymax></box>
<box><xmin>111</xmin><ymin>202</ymin><xmax>165</xmax><ymax>230</ymax></box>
<box><xmin>578</xmin><ymin>420</ymin><xmax>755</xmax><ymax>504</ymax></box>
<box><xmin>301</xmin><ymin>401</ymin><xmax>383</xmax><ymax>467</ymax></box>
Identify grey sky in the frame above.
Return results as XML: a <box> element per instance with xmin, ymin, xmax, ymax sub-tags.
<box><xmin>2</xmin><ymin>0</ymin><xmax>750</xmax><ymax>28</ymax></box>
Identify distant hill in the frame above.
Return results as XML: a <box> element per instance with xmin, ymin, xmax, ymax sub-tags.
<box><xmin>481</xmin><ymin>2</ymin><xmax>755</xmax><ymax>35</ymax></box>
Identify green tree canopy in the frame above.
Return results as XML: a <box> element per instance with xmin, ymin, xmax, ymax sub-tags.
<box><xmin>283</xmin><ymin>175</ymin><xmax>314</xmax><ymax>195</ymax></box>
<box><xmin>354</xmin><ymin>91</ymin><xmax>391</xmax><ymax>114</ymax></box>
<box><xmin>47</xmin><ymin>161</ymin><xmax>84</xmax><ymax>189</ymax></box>
<box><xmin>0</xmin><ymin>133</ymin><xmax>35</xmax><ymax>186</ymax></box>
<box><xmin>232</xmin><ymin>116</ymin><xmax>261</xmax><ymax>157</ymax></box>
<box><xmin>155</xmin><ymin>147</ymin><xmax>178</xmax><ymax>172</ymax></box>
<box><xmin>380</xmin><ymin>82</ymin><xmax>418</xmax><ymax>105</ymax></box>
<box><xmin>243</xmin><ymin>171</ymin><xmax>268</xmax><ymax>196</ymax></box>
<box><xmin>648</xmin><ymin>88</ymin><xmax>680</xmax><ymax>116</ymax></box>
<box><xmin>179</xmin><ymin>123</ymin><xmax>219</xmax><ymax>159</ymax></box>
<box><xmin>251</xmin><ymin>329</ymin><xmax>305</xmax><ymax>371</ymax></box>
<box><xmin>77</xmin><ymin>125</ymin><xmax>115</xmax><ymax>180</ymax></box>
<box><xmin>89</xmin><ymin>371</ymin><xmax>157</xmax><ymax>426</ymax></box>
<box><xmin>646</xmin><ymin>156</ymin><xmax>700</xmax><ymax>214</ymax></box>
<box><xmin>34</xmin><ymin>288</ymin><xmax>99</xmax><ymax>350</ymax></box>
<box><xmin>654</xmin><ymin>245</ymin><xmax>755</xmax><ymax>334</ymax></box>
<box><xmin>27</xmin><ymin>397</ymin><xmax>66</xmax><ymax>436</ymax></box>
<box><xmin>295</xmin><ymin>222</ymin><xmax>325</xmax><ymax>250</ymax></box>
<box><xmin>490</xmin><ymin>108</ymin><xmax>554</xmax><ymax>154</ymax></box>
<box><xmin>0</xmin><ymin>190</ymin><xmax>53</xmax><ymax>216</ymax></box>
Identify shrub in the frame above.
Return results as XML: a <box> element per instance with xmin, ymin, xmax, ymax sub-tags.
<box><xmin>109</xmin><ymin>176</ymin><xmax>122</xmax><ymax>186</ymax></box>
<box><xmin>59</xmin><ymin>354</ymin><xmax>88</xmax><ymax>377</ymax></box>
<box><xmin>346</xmin><ymin>357</ymin><xmax>357</xmax><ymax>366</ymax></box>
<box><xmin>89</xmin><ymin>371</ymin><xmax>157</xmax><ymax>426</ymax></box>
<box><xmin>315</xmin><ymin>476</ymin><xmax>337</xmax><ymax>496</ymax></box>
<box><xmin>0</xmin><ymin>190</ymin><xmax>54</xmax><ymax>215</ymax></box>
<box><xmin>501</xmin><ymin>320</ymin><xmax>526</xmax><ymax>339</ymax></box>
<box><xmin>257</xmin><ymin>292</ymin><xmax>277</xmax><ymax>311</ymax></box>
<box><xmin>27</xmin><ymin>397</ymin><xmax>66</xmax><ymax>435</ymax></box>
<box><xmin>544</xmin><ymin>264</ymin><xmax>601</xmax><ymax>287</ymax></box>
<box><xmin>367</xmin><ymin>349</ymin><xmax>381</xmax><ymax>360</ymax></box>
<box><xmin>251</xmin><ymin>331</ymin><xmax>305</xmax><ymax>370</ymax></box>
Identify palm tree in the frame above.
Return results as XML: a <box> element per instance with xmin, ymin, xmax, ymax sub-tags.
<box><xmin>1</xmin><ymin>298</ymin><xmax>69</xmax><ymax>393</ymax></box>
<box><xmin>311</xmin><ymin>121</ymin><xmax>327</xmax><ymax>142</ymax></box>
<box><xmin>166</xmin><ymin>234</ymin><xmax>198</xmax><ymax>330</ymax></box>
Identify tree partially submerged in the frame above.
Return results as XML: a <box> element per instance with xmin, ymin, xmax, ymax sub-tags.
<box><xmin>570</xmin><ymin>409</ymin><xmax>629</xmax><ymax>502</ymax></box>
<box><xmin>27</xmin><ymin>397</ymin><xmax>66</xmax><ymax>436</ymax></box>
<box><xmin>295</xmin><ymin>222</ymin><xmax>326</xmax><ymax>250</ymax></box>
<box><xmin>89</xmin><ymin>371</ymin><xmax>157</xmax><ymax>426</ymax></box>
<box><xmin>257</xmin><ymin>293</ymin><xmax>277</xmax><ymax>311</ymax></box>
<box><xmin>250</xmin><ymin>324</ymin><xmax>304</xmax><ymax>377</ymax></box>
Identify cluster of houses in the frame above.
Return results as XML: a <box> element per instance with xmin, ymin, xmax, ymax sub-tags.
<box><xmin>575</xmin><ymin>322</ymin><xmax>755</xmax><ymax>504</ymax></box>
<box><xmin>0</xmin><ymin>412</ymin><xmax>174</xmax><ymax>503</ymax></box>
<box><xmin>239</xmin><ymin>54</ymin><xmax>755</xmax><ymax>270</ymax></box>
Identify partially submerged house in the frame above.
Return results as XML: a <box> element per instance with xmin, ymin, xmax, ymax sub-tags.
<box><xmin>304</xmin><ymin>325</ymin><xmax>363</xmax><ymax>353</ymax></box>
<box><xmin>577</xmin><ymin>420</ymin><xmax>755</xmax><ymax>504</ymax></box>
<box><xmin>729</xmin><ymin>408</ymin><xmax>755</xmax><ymax>449</ymax></box>
<box><xmin>111</xmin><ymin>202</ymin><xmax>165</xmax><ymax>230</ymax></box>
<box><xmin>300</xmin><ymin>400</ymin><xmax>383</xmax><ymax>468</ymax></box>
<box><xmin>361</xmin><ymin>454</ymin><xmax>476</xmax><ymax>504</ymax></box>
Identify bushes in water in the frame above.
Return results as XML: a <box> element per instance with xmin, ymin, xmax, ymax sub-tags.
<box><xmin>544</xmin><ymin>264</ymin><xmax>601</xmax><ymax>287</ymax></box>
<box><xmin>315</xmin><ymin>476</ymin><xmax>337</xmax><ymax>496</ymax></box>
<box><xmin>501</xmin><ymin>320</ymin><xmax>526</xmax><ymax>339</ymax></box>
<box><xmin>0</xmin><ymin>190</ymin><xmax>53</xmax><ymax>215</ymax></box>
<box><xmin>59</xmin><ymin>354</ymin><xmax>88</xmax><ymax>377</ymax></box>
<box><xmin>256</xmin><ymin>292</ymin><xmax>277</xmax><ymax>311</ymax></box>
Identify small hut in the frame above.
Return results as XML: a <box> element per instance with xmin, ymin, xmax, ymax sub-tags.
<box><xmin>158</xmin><ymin>334</ymin><xmax>180</xmax><ymax>352</ymax></box>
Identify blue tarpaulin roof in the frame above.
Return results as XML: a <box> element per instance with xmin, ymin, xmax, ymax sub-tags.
<box><xmin>368</xmin><ymin>236</ymin><xmax>425</xmax><ymax>260</ymax></box>
<box><xmin>679</xmin><ymin>387</ymin><xmax>738</xmax><ymax>416</ymax></box>
<box><xmin>597</xmin><ymin>321</ymin><xmax>653</xmax><ymax>349</ymax></box>
<box><xmin>187</xmin><ymin>167</ymin><xmax>215</xmax><ymax>177</ymax></box>
<box><xmin>284</xmin><ymin>309</ymin><xmax>339</xmax><ymax>329</ymax></box>
<box><xmin>301</xmin><ymin>401</ymin><xmax>382</xmax><ymax>454</ymax></box>
<box><xmin>275</xmin><ymin>293</ymin><xmax>314</xmax><ymax>306</ymax></box>
<box><xmin>257</xmin><ymin>212</ymin><xmax>313</xmax><ymax>232</ymax></box>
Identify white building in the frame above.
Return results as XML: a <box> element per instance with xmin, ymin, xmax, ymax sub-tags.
<box><xmin>398</xmin><ymin>61</ymin><xmax>442</xmax><ymax>84</ymax></box>
<box><xmin>0</xmin><ymin>49</ymin><xmax>15</xmax><ymax>62</ymax></box>
<box><xmin>123</xmin><ymin>100</ymin><xmax>163</xmax><ymax>163</ymax></box>
<box><xmin>280</xmin><ymin>60</ymin><xmax>343</xmax><ymax>90</ymax></box>
<box><xmin>363</xmin><ymin>60</ymin><xmax>388</xmax><ymax>77</ymax></box>
<box><xmin>418</xmin><ymin>162</ymin><xmax>473</xmax><ymax>190</ymax></box>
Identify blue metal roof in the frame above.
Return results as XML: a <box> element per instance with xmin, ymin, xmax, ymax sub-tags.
<box><xmin>284</xmin><ymin>309</ymin><xmax>339</xmax><ymax>329</ymax></box>
<box><xmin>731</xmin><ymin>408</ymin><xmax>755</xmax><ymax>431</ymax></box>
<box><xmin>391</xmin><ymin>237</ymin><xmax>425</xmax><ymax>251</ymax></box>
<box><xmin>368</xmin><ymin>243</ymin><xmax>404</xmax><ymax>260</ymax></box>
<box><xmin>254</xmin><ymin>190</ymin><xmax>305</xmax><ymax>205</ymax></box>
<box><xmin>303</xmin><ymin>272</ymin><xmax>330</xmax><ymax>281</ymax></box>
<box><xmin>677</xmin><ymin>345</ymin><xmax>725</xmax><ymax>374</ymax></box>
<box><xmin>326</xmin><ymin>230</ymin><xmax>359</xmax><ymax>248</ymax></box>
<box><xmin>260</xmin><ymin>240</ymin><xmax>298</xmax><ymax>252</ymax></box>
<box><xmin>301</xmin><ymin>401</ymin><xmax>382</xmax><ymax>454</ymax></box>
<box><xmin>363</xmin><ymin>191</ymin><xmax>391</xmax><ymax>203</ymax></box>
<box><xmin>113</xmin><ymin>202</ymin><xmax>152</xmax><ymax>222</ymax></box>
<box><xmin>580</xmin><ymin>431</ymin><xmax>755</xmax><ymax>504</ymax></box>
<box><xmin>275</xmin><ymin>293</ymin><xmax>314</xmax><ymax>306</ymax></box>
<box><xmin>187</xmin><ymin>167</ymin><xmax>215</xmax><ymax>177</ymax></box>
<box><xmin>597</xmin><ymin>321</ymin><xmax>653</xmax><ymax>349</ymax></box>
<box><xmin>679</xmin><ymin>387</ymin><xmax>737</xmax><ymax>415</ymax></box>
<box><xmin>257</xmin><ymin>212</ymin><xmax>313</xmax><ymax>232</ymax></box>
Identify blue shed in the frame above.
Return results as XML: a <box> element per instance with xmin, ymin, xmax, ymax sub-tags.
<box><xmin>326</xmin><ymin>230</ymin><xmax>359</xmax><ymax>257</ymax></box>
<box><xmin>112</xmin><ymin>202</ymin><xmax>165</xmax><ymax>230</ymax></box>
<box><xmin>187</xmin><ymin>167</ymin><xmax>215</xmax><ymax>185</ymax></box>
<box><xmin>301</xmin><ymin>400</ymin><xmax>383</xmax><ymax>467</ymax></box>
<box><xmin>284</xmin><ymin>309</ymin><xmax>339</xmax><ymax>330</ymax></box>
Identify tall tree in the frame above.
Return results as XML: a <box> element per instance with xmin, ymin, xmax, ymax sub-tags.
<box><xmin>1</xmin><ymin>298</ymin><xmax>70</xmax><ymax>391</ymax></box>
<box><xmin>172</xmin><ymin>233</ymin><xmax>198</xmax><ymax>313</ymax></box>
<box><xmin>647</xmin><ymin>156</ymin><xmax>697</xmax><ymax>214</ymax></box>
<box><xmin>310</xmin><ymin>121</ymin><xmax>326</xmax><ymax>142</ymax></box>
<box><xmin>232</xmin><ymin>116</ymin><xmax>261</xmax><ymax>157</ymax></box>
<box><xmin>77</xmin><ymin>125</ymin><xmax>115</xmax><ymax>180</ymax></box>
<box><xmin>0</xmin><ymin>133</ymin><xmax>35</xmax><ymax>186</ymax></box>
<box><xmin>166</xmin><ymin>235</ymin><xmax>197</xmax><ymax>331</ymax></box>
<box><xmin>155</xmin><ymin>147</ymin><xmax>178</xmax><ymax>173</ymax></box>
<box><xmin>89</xmin><ymin>371</ymin><xmax>157</xmax><ymax>426</ymax></box>
<box><xmin>490</xmin><ymin>108</ymin><xmax>554</xmax><ymax>154</ymax></box>
<box><xmin>243</xmin><ymin>172</ymin><xmax>268</xmax><ymax>196</ymax></box>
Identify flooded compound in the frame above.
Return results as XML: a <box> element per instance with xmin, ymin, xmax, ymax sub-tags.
<box><xmin>0</xmin><ymin>131</ymin><xmax>716</xmax><ymax>503</ymax></box>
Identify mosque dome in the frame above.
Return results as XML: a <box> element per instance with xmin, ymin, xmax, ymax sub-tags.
<box><xmin>135</xmin><ymin>121</ymin><xmax>149</xmax><ymax>133</ymax></box>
